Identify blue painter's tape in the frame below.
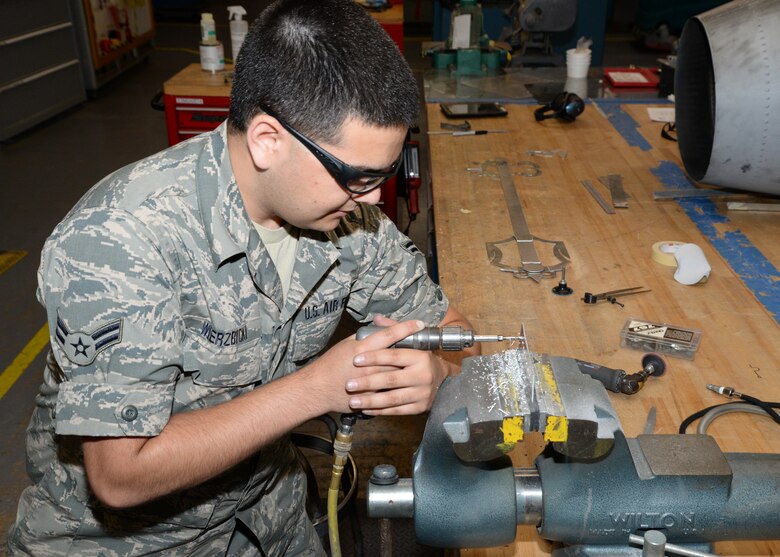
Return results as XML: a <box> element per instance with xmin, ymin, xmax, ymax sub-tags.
<box><xmin>651</xmin><ymin>161</ymin><xmax>780</xmax><ymax>323</ymax></box>
<box><xmin>593</xmin><ymin>101</ymin><xmax>652</xmax><ymax>151</ymax></box>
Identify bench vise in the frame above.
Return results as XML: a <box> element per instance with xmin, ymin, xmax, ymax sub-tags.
<box><xmin>367</xmin><ymin>349</ymin><xmax>780</xmax><ymax>555</ymax></box>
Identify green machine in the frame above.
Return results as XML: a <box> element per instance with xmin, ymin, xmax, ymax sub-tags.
<box><xmin>424</xmin><ymin>0</ymin><xmax>509</xmax><ymax>76</ymax></box>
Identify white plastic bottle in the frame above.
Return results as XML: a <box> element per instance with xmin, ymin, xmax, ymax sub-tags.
<box><xmin>200</xmin><ymin>12</ymin><xmax>217</xmax><ymax>44</ymax></box>
<box><xmin>227</xmin><ymin>6</ymin><xmax>248</xmax><ymax>63</ymax></box>
<box><xmin>199</xmin><ymin>12</ymin><xmax>225</xmax><ymax>73</ymax></box>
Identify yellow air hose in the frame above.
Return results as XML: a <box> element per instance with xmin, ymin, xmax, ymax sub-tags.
<box><xmin>328</xmin><ymin>419</ymin><xmax>355</xmax><ymax>557</ymax></box>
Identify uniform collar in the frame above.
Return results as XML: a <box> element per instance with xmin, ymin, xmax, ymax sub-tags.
<box><xmin>197</xmin><ymin>122</ymin><xmax>256</xmax><ymax>269</ymax></box>
<box><xmin>196</xmin><ymin>123</ymin><xmax>340</xmax><ymax>310</ymax></box>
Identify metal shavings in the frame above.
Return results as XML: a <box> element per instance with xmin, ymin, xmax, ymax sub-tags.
<box><xmin>483</xmin><ymin>349</ymin><xmax>537</xmax><ymax>419</ymax></box>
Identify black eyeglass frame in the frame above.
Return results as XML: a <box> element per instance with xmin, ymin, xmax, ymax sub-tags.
<box><xmin>259</xmin><ymin>105</ymin><xmax>403</xmax><ymax>194</ymax></box>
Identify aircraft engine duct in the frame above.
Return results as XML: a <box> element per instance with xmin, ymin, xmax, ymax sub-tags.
<box><xmin>675</xmin><ymin>0</ymin><xmax>780</xmax><ymax>195</ymax></box>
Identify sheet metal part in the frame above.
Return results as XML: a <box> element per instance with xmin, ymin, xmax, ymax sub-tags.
<box><xmin>599</xmin><ymin>174</ymin><xmax>630</xmax><ymax>208</ymax></box>
<box><xmin>580</xmin><ymin>179</ymin><xmax>616</xmax><ymax>214</ymax></box>
<box><xmin>440</xmin><ymin>120</ymin><xmax>471</xmax><ymax>131</ymax></box>
<box><xmin>643</xmin><ymin>406</ymin><xmax>657</xmax><ymax>435</ymax></box>
<box><xmin>528</xmin><ymin>149</ymin><xmax>567</xmax><ymax>159</ymax></box>
<box><xmin>468</xmin><ymin>159</ymin><xmax>541</xmax><ymax>177</ymax></box>
<box><xmin>481</xmin><ymin>158</ymin><xmax>570</xmax><ymax>282</ymax></box>
<box><xmin>653</xmin><ymin>189</ymin><xmax>737</xmax><ymax>200</ymax></box>
<box><xmin>726</xmin><ymin>201</ymin><xmax>780</xmax><ymax>212</ymax></box>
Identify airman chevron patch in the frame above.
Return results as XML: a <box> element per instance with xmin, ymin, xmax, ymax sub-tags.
<box><xmin>55</xmin><ymin>312</ymin><xmax>123</xmax><ymax>366</ymax></box>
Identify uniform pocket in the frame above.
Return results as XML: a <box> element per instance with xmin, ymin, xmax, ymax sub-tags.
<box><xmin>183</xmin><ymin>329</ymin><xmax>271</xmax><ymax>387</ymax></box>
<box><xmin>289</xmin><ymin>309</ymin><xmax>344</xmax><ymax>365</ymax></box>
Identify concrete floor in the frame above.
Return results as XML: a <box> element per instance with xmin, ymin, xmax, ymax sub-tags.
<box><xmin>0</xmin><ymin>11</ymin><xmax>663</xmax><ymax>551</ymax></box>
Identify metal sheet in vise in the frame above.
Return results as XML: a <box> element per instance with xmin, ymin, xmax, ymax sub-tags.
<box><xmin>441</xmin><ymin>349</ymin><xmax>622</xmax><ymax>462</ymax></box>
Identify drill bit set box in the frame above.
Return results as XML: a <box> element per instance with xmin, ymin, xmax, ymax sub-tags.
<box><xmin>620</xmin><ymin>318</ymin><xmax>702</xmax><ymax>360</ymax></box>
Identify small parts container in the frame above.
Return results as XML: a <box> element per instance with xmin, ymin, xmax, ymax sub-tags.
<box><xmin>620</xmin><ymin>318</ymin><xmax>702</xmax><ymax>360</ymax></box>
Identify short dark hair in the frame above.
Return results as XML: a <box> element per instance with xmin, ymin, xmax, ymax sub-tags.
<box><xmin>228</xmin><ymin>0</ymin><xmax>420</xmax><ymax>142</ymax></box>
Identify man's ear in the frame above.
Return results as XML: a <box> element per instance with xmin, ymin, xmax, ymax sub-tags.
<box><xmin>245</xmin><ymin>114</ymin><xmax>285</xmax><ymax>170</ymax></box>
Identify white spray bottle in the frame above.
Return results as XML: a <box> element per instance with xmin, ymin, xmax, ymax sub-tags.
<box><xmin>227</xmin><ymin>6</ymin><xmax>248</xmax><ymax>63</ymax></box>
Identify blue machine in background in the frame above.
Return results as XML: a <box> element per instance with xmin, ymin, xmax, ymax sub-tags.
<box><xmin>432</xmin><ymin>0</ymin><xmax>608</xmax><ymax>67</ymax></box>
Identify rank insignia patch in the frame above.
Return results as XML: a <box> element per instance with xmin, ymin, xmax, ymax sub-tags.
<box><xmin>55</xmin><ymin>312</ymin><xmax>123</xmax><ymax>366</ymax></box>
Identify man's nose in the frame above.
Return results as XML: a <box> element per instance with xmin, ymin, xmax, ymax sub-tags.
<box><xmin>354</xmin><ymin>186</ymin><xmax>383</xmax><ymax>206</ymax></box>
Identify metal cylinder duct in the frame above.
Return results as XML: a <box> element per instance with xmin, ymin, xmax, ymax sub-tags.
<box><xmin>675</xmin><ymin>0</ymin><xmax>780</xmax><ymax>195</ymax></box>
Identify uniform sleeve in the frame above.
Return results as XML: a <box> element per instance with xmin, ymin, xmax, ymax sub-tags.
<box><xmin>345</xmin><ymin>205</ymin><xmax>449</xmax><ymax>326</ymax></box>
<box><xmin>39</xmin><ymin>207</ymin><xmax>183</xmax><ymax>437</ymax></box>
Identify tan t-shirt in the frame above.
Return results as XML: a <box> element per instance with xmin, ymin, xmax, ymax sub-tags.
<box><xmin>253</xmin><ymin>222</ymin><xmax>299</xmax><ymax>301</ymax></box>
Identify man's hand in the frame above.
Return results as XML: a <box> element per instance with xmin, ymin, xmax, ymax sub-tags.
<box><xmin>342</xmin><ymin>315</ymin><xmax>458</xmax><ymax>415</ymax></box>
<box><xmin>299</xmin><ymin>317</ymin><xmax>440</xmax><ymax>414</ymax></box>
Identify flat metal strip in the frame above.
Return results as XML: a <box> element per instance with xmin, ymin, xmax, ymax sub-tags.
<box><xmin>495</xmin><ymin>159</ymin><xmax>542</xmax><ymax>266</ymax></box>
<box><xmin>581</xmin><ymin>180</ymin><xmax>615</xmax><ymax>214</ymax></box>
<box><xmin>599</xmin><ymin>174</ymin><xmax>630</xmax><ymax>208</ymax></box>
<box><xmin>654</xmin><ymin>189</ymin><xmax>738</xmax><ymax>200</ymax></box>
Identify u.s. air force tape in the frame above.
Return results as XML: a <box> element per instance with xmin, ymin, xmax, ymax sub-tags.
<box><xmin>651</xmin><ymin>241</ymin><xmax>685</xmax><ymax>267</ymax></box>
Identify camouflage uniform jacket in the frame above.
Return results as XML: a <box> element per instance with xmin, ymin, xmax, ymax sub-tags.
<box><xmin>8</xmin><ymin>122</ymin><xmax>448</xmax><ymax>556</ymax></box>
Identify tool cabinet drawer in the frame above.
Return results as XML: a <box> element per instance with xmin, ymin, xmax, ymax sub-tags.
<box><xmin>0</xmin><ymin>25</ymin><xmax>80</xmax><ymax>87</ymax></box>
<box><xmin>0</xmin><ymin>0</ymin><xmax>71</xmax><ymax>41</ymax></box>
<box><xmin>176</xmin><ymin>106</ymin><xmax>230</xmax><ymax>130</ymax></box>
<box><xmin>0</xmin><ymin>62</ymin><xmax>84</xmax><ymax>140</ymax></box>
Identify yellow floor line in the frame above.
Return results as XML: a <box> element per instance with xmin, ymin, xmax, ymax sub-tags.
<box><xmin>0</xmin><ymin>324</ymin><xmax>49</xmax><ymax>400</ymax></box>
<box><xmin>0</xmin><ymin>250</ymin><xmax>26</xmax><ymax>275</ymax></box>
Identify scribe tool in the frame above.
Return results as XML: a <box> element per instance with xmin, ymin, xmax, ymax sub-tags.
<box><xmin>427</xmin><ymin>130</ymin><xmax>509</xmax><ymax>136</ymax></box>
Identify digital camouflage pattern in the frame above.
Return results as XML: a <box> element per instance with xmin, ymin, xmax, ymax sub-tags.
<box><xmin>8</xmin><ymin>122</ymin><xmax>448</xmax><ymax>556</ymax></box>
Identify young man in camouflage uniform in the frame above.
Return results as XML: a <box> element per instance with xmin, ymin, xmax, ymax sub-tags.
<box><xmin>9</xmin><ymin>0</ymin><xmax>477</xmax><ymax>555</ymax></box>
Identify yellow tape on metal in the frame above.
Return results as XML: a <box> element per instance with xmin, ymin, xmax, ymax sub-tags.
<box><xmin>544</xmin><ymin>415</ymin><xmax>568</xmax><ymax>442</ymax></box>
<box><xmin>540</xmin><ymin>362</ymin><xmax>567</xmax><ymax>442</ymax></box>
<box><xmin>502</xmin><ymin>416</ymin><xmax>524</xmax><ymax>444</ymax></box>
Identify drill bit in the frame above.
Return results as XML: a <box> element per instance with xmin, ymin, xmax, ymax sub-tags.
<box><xmin>473</xmin><ymin>335</ymin><xmax>523</xmax><ymax>343</ymax></box>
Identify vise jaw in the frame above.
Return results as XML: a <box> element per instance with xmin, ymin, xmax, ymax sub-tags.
<box><xmin>407</xmin><ymin>348</ymin><xmax>623</xmax><ymax>547</ymax></box>
<box><xmin>440</xmin><ymin>349</ymin><xmax>622</xmax><ymax>462</ymax></box>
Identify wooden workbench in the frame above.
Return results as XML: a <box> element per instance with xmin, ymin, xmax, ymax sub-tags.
<box><xmin>426</xmin><ymin>102</ymin><xmax>780</xmax><ymax>556</ymax></box>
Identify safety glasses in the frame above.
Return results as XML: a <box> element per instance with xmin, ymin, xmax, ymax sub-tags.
<box><xmin>260</xmin><ymin>105</ymin><xmax>402</xmax><ymax>194</ymax></box>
